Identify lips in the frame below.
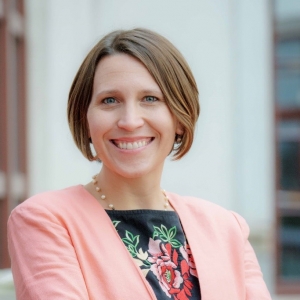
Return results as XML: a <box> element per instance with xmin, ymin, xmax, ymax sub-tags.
<box><xmin>111</xmin><ymin>138</ymin><xmax>153</xmax><ymax>150</ymax></box>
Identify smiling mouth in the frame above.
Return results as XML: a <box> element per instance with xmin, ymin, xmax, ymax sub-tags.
<box><xmin>111</xmin><ymin>138</ymin><xmax>153</xmax><ymax>150</ymax></box>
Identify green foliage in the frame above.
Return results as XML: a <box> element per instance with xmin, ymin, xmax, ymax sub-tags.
<box><xmin>152</xmin><ymin>225</ymin><xmax>182</xmax><ymax>248</ymax></box>
<box><xmin>122</xmin><ymin>230</ymin><xmax>140</xmax><ymax>257</ymax></box>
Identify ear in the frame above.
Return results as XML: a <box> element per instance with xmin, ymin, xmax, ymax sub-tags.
<box><xmin>175</xmin><ymin>122</ymin><xmax>184</xmax><ymax>136</ymax></box>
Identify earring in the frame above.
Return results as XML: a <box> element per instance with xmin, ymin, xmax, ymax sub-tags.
<box><xmin>89</xmin><ymin>137</ymin><xmax>92</xmax><ymax>144</ymax></box>
<box><xmin>175</xmin><ymin>134</ymin><xmax>182</xmax><ymax>144</ymax></box>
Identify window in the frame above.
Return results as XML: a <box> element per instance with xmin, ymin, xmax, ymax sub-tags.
<box><xmin>275</xmin><ymin>1</ymin><xmax>300</xmax><ymax>293</ymax></box>
<box><xmin>0</xmin><ymin>0</ymin><xmax>27</xmax><ymax>268</ymax></box>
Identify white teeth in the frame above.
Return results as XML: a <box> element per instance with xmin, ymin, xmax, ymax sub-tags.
<box><xmin>115</xmin><ymin>139</ymin><xmax>150</xmax><ymax>150</ymax></box>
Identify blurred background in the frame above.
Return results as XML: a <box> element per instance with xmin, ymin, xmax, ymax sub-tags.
<box><xmin>0</xmin><ymin>0</ymin><xmax>299</xmax><ymax>299</ymax></box>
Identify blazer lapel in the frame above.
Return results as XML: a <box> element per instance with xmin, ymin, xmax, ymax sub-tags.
<box><xmin>168</xmin><ymin>192</ymin><xmax>241</xmax><ymax>300</ymax></box>
<box><xmin>77</xmin><ymin>186</ymin><xmax>157</xmax><ymax>299</ymax></box>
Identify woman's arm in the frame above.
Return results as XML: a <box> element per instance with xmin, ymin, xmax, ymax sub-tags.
<box><xmin>8</xmin><ymin>202</ymin><xmax>89</xmax><ymax>299</ymax></box>
<box><xmin>231</xmin><ymin>212</ymin><xmax>272</xmax><ymax>300</ymax></box>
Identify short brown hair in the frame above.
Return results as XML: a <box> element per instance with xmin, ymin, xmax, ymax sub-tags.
<box><xmin>68</xmin><ymin>28</ymin><xmax>199</xmax><ymax>160</ymax></box>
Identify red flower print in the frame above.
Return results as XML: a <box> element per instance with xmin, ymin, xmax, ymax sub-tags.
<box><xmin>148</xmin><ymin>239</ymin><xmax>183</xmax><ymax>297</ymax></box>
<box><xmin>147</xmin><ymin>238</ymin><xmax>194</xmax><ymax>299</ymax></box>
<box><xmin>180</xmin><ymin>243</ymin><xmax>198</xmax><ymax>278</ymax></box>
<box><xmin>171</xmin><ymin>259</ymin><xmax>193</xmax><ymax>300</ymax></box>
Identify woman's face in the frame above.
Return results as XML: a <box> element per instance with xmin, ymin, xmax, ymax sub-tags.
<box><xmin>87</xmin><ymin>54</ymin><xmax>182</xmax><ymax>179</ymax></box>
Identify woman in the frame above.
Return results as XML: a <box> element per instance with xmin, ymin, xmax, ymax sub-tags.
<box><xmin>8</xmin><ymin>28</ymin><xmax>271</xmax><ymax>299</ymax></box>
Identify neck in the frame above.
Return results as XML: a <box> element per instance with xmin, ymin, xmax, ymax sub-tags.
<box><xmin>88</xmin><ymin>165</ymin><xmax>169</xmax><ymax>210</ymax></box>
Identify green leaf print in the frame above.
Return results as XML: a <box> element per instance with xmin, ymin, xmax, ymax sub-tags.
<box><xmin>161</xmin><ymin>225</ymin><xmax>168</xmax><ymax>237</ymax></box>
<box><xmin>153</xmin><ymin>226</ymin><xmax>163</xmax><ymax>236</ymax></box>
<box><xmin>122</xmin><ymin>230</ymin><xmax>140</xmax><ymax>258</ymax></box>
<box><xmin>122</xmin><ymin>238</ymin><xmax>133</xmax><ymax>246</ymax></box>
<box><xmin>121</xmin><ymin>231</ymin><xmax>150</xmax><ymax>267</ymax></box>
<box><xmin>152</xmin><ymin>224</ymin><xmax>182</xmax><ymax>248</ymax></box>
<box><xmin>160</xmin><ymin>235</ymin><xmax>169</xmax><ymax>243</ymax></box>
<box><xmin>126</xmin><ymin>231</ymin><xmax>135</xmax><ymax>242</ymax></box>
<box><xmin>112</xmin><ymin>221</ymin><xmax>120</xmax><ymax>228</ymax></box>
<box><xmin>133</xmin><ymin>235</ymin><xmax>140</xmax><ymax>247</ymax></box>
<box><xmin>127</xmin><ymin>244</ymin><xmax>137</xmax><ymax>257</ymax></box>
<box><xmin>153</xmin><ymin>231</ymin><xmax>159</xmax><ymax>238</ymax></box>
<box><xmin>168</xmin><ymin>226</ymin><xmax>176</xmax><ymax>239</ymax></box>
<box><xmin>170</xmin><ymin>239</ymin><xmax>182</xmax><ymax>248</ymax></box>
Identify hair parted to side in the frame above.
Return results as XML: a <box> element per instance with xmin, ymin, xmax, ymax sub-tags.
<box><xmin>68</xmin><ymin>28</ymin><xmax>199</xmax><ymax>161</ymax></box>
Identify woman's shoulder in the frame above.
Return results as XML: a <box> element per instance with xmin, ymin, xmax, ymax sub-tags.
<box><xmin>10</xmin><ymin>185</ymin><xmax>89</xmax><ymax>217</ymax></box>
<box><xmin>167</xmin><ymin>191</ymin><xmax>249</xmax><ymax>235</ymax></box>
<box><xmin>167</xmin><ymin>191</ymin><xmax>231</xmax><ymax>214</ymax></box>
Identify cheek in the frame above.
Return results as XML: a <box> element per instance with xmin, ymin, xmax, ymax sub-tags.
<box><xmin>162</xmin><ymin>111</ymin><xmax>178</xmax><ymax>135</ymax></box>
<box><xmin>87</xmin><ymin>110</ymin><xmax>104</xmax><ymax>132</ymax></box>
<box><xmin>159</xmin><ymin>118</ymin><xmax>177</xmax><ymax>146</ymax></box>
<box><xmin>87</xmin><ymin>114</ymin><xmax>96</xmax><ymax>136</ymax></box>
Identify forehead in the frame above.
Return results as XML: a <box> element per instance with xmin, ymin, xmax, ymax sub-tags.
<box><xmin>93</xmin><ymin>54</ymin><xmax>161</xmax><ymax>92</ymax></box>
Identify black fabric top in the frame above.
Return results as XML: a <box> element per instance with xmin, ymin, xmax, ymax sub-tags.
<box><xmin>106</xmin><ymin>209</ymin><xmax>201</xmax><ymax>300</ymax></box>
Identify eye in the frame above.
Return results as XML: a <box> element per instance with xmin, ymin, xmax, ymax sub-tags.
<box><xmin>144</xmin><ymin>96</ymin><xmax>158</xmax><ymax>103</ymax></box>
<box><xmin>102</xmin><ymin>97</ymin><xmax>117</xmax><ymax>104</ymax></box>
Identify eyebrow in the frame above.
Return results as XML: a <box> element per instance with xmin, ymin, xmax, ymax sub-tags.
<box><xmin>95</xmin><ymin>89</ymin><xmax>164</xmax><ymax>98</ymax></box>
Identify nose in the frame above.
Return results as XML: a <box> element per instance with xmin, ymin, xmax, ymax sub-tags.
<box><xmin>117</xmin><ymin>103</ymin><xmax>144</xmax><ymax>131</ymax></box>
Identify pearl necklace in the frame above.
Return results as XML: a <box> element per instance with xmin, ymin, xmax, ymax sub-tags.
<box><xmin>92</xmin><ymin>174</ymin><xmax>170</xmax><ymax>210</ymax></box>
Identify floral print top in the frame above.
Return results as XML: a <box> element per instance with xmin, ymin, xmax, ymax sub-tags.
<box><xmin>106</xmin><ymin>209</ymin><xmax>201</xmax><ymax>300</ymax></box>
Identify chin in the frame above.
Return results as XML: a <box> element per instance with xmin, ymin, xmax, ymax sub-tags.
<box><xmin>106</xmin><ymin>160</ymin><xmax>164</xmax><ymax>180</ymax></box>
<box><xmin>115</xmin><ymin>167</ymin><xmax>153</xmax><ymax>179</ymax></box>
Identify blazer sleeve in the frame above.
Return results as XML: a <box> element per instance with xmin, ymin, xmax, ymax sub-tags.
<box><xmin>231</xmin><ymin>212</ymin><xmax>272</xmax><ymax>300</ymax></box>
<box><xmin>7</xmin><ymin>202</ymin><xmax>89</xmax><ymax>300</ymax></box>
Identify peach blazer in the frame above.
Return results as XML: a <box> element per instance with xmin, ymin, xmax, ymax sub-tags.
<box><xmin>8</xmin><ymin>185</ymin><xmax>271</xmax><ymax>299</ymax></box>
